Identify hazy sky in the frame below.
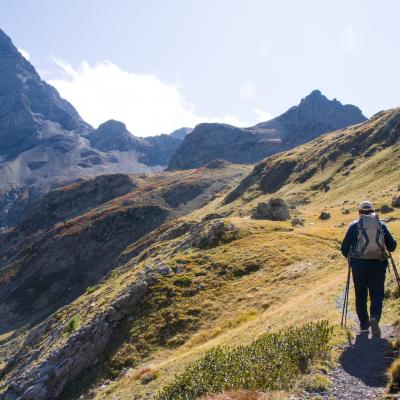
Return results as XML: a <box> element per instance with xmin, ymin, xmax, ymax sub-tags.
<box><xmin>1</xmin><ymin>0</ymin><xmax>399</xmax><ymax>136</ymax></box>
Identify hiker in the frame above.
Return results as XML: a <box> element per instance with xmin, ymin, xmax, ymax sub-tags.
<box><xmin>341</xmin><ymin>200</ymin><xmax>397</xmax><ymax>336</ymax></box>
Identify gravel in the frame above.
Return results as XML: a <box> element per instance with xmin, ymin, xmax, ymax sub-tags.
<box><xmin>295</xmin><ymin>282</ymin><xmax>399</xmax><ymax>400</ymax></box>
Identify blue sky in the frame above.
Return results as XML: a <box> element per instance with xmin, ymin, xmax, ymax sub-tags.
<box><xmin>1</xmin><ymin>0</ymin><xmax>399</xmax><ymax>136</ymax></box>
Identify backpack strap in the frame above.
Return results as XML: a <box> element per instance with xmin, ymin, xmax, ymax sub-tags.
<box><xmin>357</xmin><ymin>218</ymin><xmax>370</xmax><ymax>256</ymax></box>
<box><xmin>375</xmin><ymin>218</ymin><xmax>388</xmax><ymax>258</ymax></box>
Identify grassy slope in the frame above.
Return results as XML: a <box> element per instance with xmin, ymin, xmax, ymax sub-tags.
<box><xmin>2</xmin><ymin>109</ymin><xmax>400</xmax><ymax>399</ymax></box>
<box><xmin>89</xmin><ymin>109</ymin><xmax>400</xmax><ymax>399</ymax></box>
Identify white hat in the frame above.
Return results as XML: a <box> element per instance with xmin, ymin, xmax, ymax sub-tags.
<box><xmin>358</xmin><ymin>200</ymin><xmax>374</xmax><ymax>211</ymax></box>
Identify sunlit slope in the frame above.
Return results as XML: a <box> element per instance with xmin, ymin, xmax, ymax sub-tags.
<box><xmin>90</xmin><ymin>108</ymin><xmax>400</xmax><ymax>399</ymax></box>
<box><xmin>1</xmin><ymin>108</ymin><xmax>400</xmax><ymax>399</ymax></box>
<box><xmin>222</xmin><ymin>108</ymin><xmax>400</xmax><ymax>213</ymax></box>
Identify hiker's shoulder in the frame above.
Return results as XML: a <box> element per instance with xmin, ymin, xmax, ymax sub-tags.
<box><xmin>345</xmin><ymin>220</ymin><xmax>358</xmax><ymax>234</ymax></box>
<box><xmin>348</xmin><ymin>220</ymin><xmax>359</xmax><ymax>228</ymax></box>
<box><xmin>379</xmin><ymin>220</ymin><xmax>389</xmax><ymax>229</ymax></box>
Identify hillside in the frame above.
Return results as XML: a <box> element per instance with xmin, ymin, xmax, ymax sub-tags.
<box><xmin>0</xmin><ymin>162</ymin><xmax>249</xmax><ymax>337</ymax></box>
<box><xmin>1</xmin><ymin>108</ymin><xmax>399</xmax><ymax>400</ymax></box>
<box><xmin>168</xmin><ymin>90</ymin><xmax>366</xmax><ymax>170</ymax></box>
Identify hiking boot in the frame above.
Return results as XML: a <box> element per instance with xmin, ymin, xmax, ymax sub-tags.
<box><xmin>370</xmin><ymin>318</ymin><xmax>381</xmax><ymax>337</ymax></box>
<box><xmin>360</xmin><ymin>323</ymin><xmax>369</xmax><ymax>333</ymax></box>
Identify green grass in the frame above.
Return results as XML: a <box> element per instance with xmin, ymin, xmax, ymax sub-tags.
<box><xmin>86</xmin><ymin>286</ymin><xmax>96</xmax><ymax>294</ymax></box>
<box><xmin>155</xmin><ymin>321</ymin><xmax>333</xmax><ymax>400</ymax></box>
<box><xmin>301</xmin><ymin>373</ymin><xmax>331</xmax><ymax>392</ymax></box>
<box><xmin>66</xmin><ymin>316</ymin><xmax>79</xmax><ymax>333</ymax></box>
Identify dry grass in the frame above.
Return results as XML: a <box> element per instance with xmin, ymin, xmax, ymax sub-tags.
<box><xmin>4</xmin><ymin>110</ymin><xmax>400</xmax><ymax>399</ymax></box>
<box><xmin>388</xmin><ymin>357</ymin><xmax>400</xmax><ymax>392</ymax></box>
<box><xmin>199</xmin><ymin>390</ymin><xmax>286</xmax><ymax>399</ymax></box>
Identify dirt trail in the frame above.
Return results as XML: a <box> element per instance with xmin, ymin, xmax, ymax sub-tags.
<box><xmin>295</xmin><ymin>287</ymin><xmax>399</xmax><ymax>400</ymax></box>
<box><xmin>320</xmin><ymin>325</ymin><xmax>397</xmax><ymax>400</ymax></box>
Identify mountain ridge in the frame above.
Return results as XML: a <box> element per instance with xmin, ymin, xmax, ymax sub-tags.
<box><xmin>0</xmin><ymin>29</ymin><xmax>190</xmax><ymax>227</ymax></box>
<box><xmin>168</xmin><ymin>90</ymin><xmax>367</xmax><ymax>170</ymax></box>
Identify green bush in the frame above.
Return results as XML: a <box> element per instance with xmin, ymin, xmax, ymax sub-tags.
<box><xmin>155</xmin><ymin>321</ymin><xmax>333</xmax><ymax>400</ymax></box>
<box><xmin>110</xmin><ymin>270</ymin><xmax>119</xmax><ymax>279</ymax></box>
<box><xmin>67</xmin><ymin>316</ymin><xmax>79</xmax><ymax>333</ymax></box>
<box><xmin>173</xmin><ymin>276</ymin><xmax>192</xmax><ymax>287</ymax></box>
<box><xmin>86</xmin><ymin>286</ymin><xmax>95</xmax><ymax>294</ymax></box>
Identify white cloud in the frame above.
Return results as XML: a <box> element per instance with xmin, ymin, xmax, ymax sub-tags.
<box><xmin>18</xmin><ymin>47</ymin><xmax>30</xmax><ymax>60</ymax></box>
<box><xmin>254</xmin><ymin>107</ymin><xmax>273</xmax><ymax>122</ymax></box>
<box><xmin>49</xmin><ymin>60</ymin><xmax>260</xmax><ymax>135</ymax></box>
<box><xmin>342</xmin><ymin>24</ymin><xmax>356</xmax><ymax>54</ymax></box>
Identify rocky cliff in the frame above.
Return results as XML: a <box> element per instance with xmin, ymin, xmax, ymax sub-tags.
<box><xmin>0</xmin><ymin>29</ymin><xmax>191</xmax><ymax>227</ymax></box>
<box><xmin>168</xmin><ymin>90</ymin><xmax>367</xmax><ymax>170</ymax></box>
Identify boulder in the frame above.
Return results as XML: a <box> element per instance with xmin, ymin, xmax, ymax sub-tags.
<box><xmin>252</xmin><ymin>198</ymin><xmax>290</xmax><ymax>221</ymax></box>
<box><xmin>291</xmin><ymin>217</ymin><xmax>304</xmax><ymax>226</ymax></box>
<box><xmin>319</xmin><ymin>211</ymin><xmax>331</xmax><ymax>220</ymax></box>
<box><xmin>392</xmin><ymin>196</ymin><xmax>400</xmax><ymax>208</ymax></box>
<box><xmin>341</xmin><ymin>208</ymin><xmax>350</xmax><ymax>214</ymax></box>
<box><xmin>381</xmin><ymin>204</ymin><xmax>394</xmax><ymax>213</ymax></box>
<box><xmin>201</xmin><ymin>212</ymin><xmax>226</xmax><ymax>222</ymax></box>
<box><xmin>186</xmin><ymin>221</ymin><xmax>239</xmax><ymax>249</ymax></box>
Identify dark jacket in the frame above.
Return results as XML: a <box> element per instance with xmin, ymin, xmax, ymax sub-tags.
<box><xmin>341</xmin><ymin>219</ymin><xmax>397</xmax><ymax>269</ymax></box>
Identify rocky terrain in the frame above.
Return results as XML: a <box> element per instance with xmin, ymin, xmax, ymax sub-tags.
<box><xmin>168</xmin><ymin>90</ymin><xmax>366</xmax><ymax>170</ymax></box>
<box><xmin>0</xmin><ymin>162</ymin><xmax>249</xmax><ymax>335</ymax></box>
<box><xmin>0</xmin><ymin>29</ymin><xmax>370</xmax><ymax>228</ymax></box>
<box><xmin>0</xmin><ymin>106</ymin><xmax>399</xmax><ymax>400</ymax></box>
<box><xmin>0</xmin><ymin>29</ymin><xmax>189</xmax><ymax>227</ymax></box>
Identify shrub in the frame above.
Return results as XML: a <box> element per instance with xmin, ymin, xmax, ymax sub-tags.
<box><xmin>384</xmin><ymin>276</ymin><xmax>400</xmax><ymax>299</ymax></box>
<box><xmin>86</xmin><ymin>286</ymin><xmax>95</xmax><ymax>294</ymax></box>
<box><xmin>301</xmin><ymin>374</ymin><xmax>331</xmax><ymax>392</ymax></box>
<box><xmin>66</xmin><ymin>316</ymin><xmax>79</xmax><ymax>333</ymax></box>
<box><xmin>173</xmin><ymin>276</ymin><xmax>192</xmax><ymax>287</ymax></box>
<box><xmin>155</xmin><ymin>321</ymin><xmax>333</xmax><ymax>400</ymax></box>
<box><xmin>110</xmin><ymin>270</ymin><xmax>119</xmax><ymax>279</ymax></box>
<box><xmin>388</xmin><ymin>356</ymin><xmax>400</xmax><ymax>392</ymax></box>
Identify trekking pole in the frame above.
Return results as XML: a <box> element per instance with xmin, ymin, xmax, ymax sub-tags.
<box><xmin>344</xmin><ymin>273</ymin><xmax>350</xmax><ymax>327</ymax></box>
<box><xmin>341</xmin><ymin>262</ymin><xmax>351</xmax><ymax>327</ymax></box>
<box><xmin>388</xmin><ymin>252</ymin><xmax>400</xmax><ymax>291</ymax></box>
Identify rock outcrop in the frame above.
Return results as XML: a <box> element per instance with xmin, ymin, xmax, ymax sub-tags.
<box><xmin>0</xmin><ymin>164</ymin><xmax>248</xmax><ymax>333</ymax></box>
<box><xmin>168</xmin><ymin>90</ymin><xmax>366</xmax><ymax>170</ymax></box>
<box><xmin>3</xmin><ymin>271</ymin><xmax>154</xmax><ymax>400</ymax></box>
<box><xmin>252</xmin><ymin>198</ymin><xmax>290</xmax><ymax>221</ymax></box>
<box><xmin>392</xmin><ymin>196</ymin><xmax>400</xmax><ymax>207</ymax></box>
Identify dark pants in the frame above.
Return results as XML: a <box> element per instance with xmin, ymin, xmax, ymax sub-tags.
<box><xmin>352</xmin><ymin>266</ymin><xmax>386</xmax><ymax>328</ymax></box>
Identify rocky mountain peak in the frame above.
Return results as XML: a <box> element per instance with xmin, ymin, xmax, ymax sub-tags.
<box><xmin>0</xmin><ymin>29</ymin><xmax>19</xmax><ymax>56</ymax></box>
<box><xmin>301</xmin><ymin>88</ymin><xmax>324</xmax><ymax>101</ymax></box>
<box><xmin>296</xmin><ymin>89</ymin><xmax>361</xmax><ymax>116</ymax></box>
<box><xmin>169</xmin><ymin>127</ymin><xmax>193</xmax><ymax>140</ymax></box>
<box><xmin>0</xmin><ymin>29</ymin><xmax>91</xmax><ymax>158</ymax></box>
<box><xmin>168</xmin><ymin>91</ymin><xmax>367</xmax><ymax>170</ymax></box>
<box><xmin>98</xmin><ymin>119</ymin><xmax>128</xmax><ymax>133</ymax></box>
<box><xmin>88</xmin><ymin>119</ymin><xmax>147</xmax><ymax>152</ymax></box>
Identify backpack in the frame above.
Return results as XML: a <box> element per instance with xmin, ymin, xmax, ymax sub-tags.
<box><xmin>350</xmin><ymin>214</ymin><xmax>387</xmax><ymax>260</ymax></box>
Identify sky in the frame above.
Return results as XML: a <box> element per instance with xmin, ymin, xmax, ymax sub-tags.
<box><xmin>1</xmin><ymin>0</ymin><xmax>399</xmax><ymax>136</ymax></box>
